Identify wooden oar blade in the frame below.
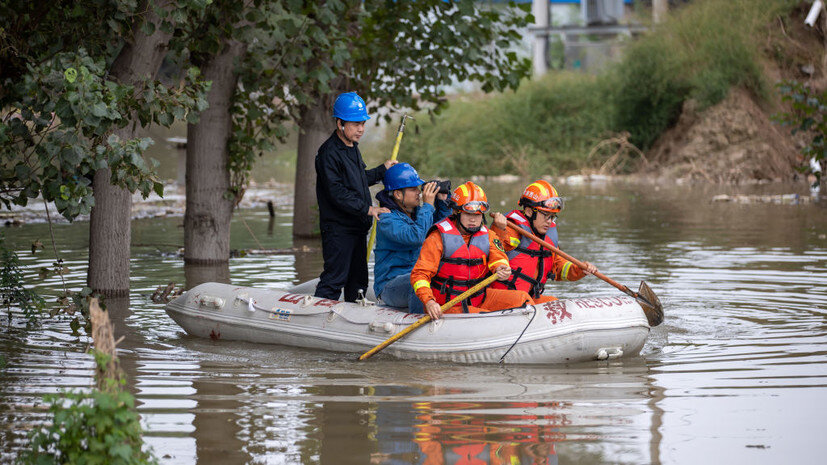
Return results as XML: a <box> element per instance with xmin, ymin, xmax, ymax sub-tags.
<box><xmin>637</xmin><ymin>281</ymin><xmax>664</xmax><ymax>327</ymax></box>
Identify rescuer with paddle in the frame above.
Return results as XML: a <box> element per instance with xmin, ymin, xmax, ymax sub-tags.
<box><xmin>410</xmin><ymin>181</ymin><xmax>535</xmax><ymax>320</ymax></box>
<box><xmin>490</xmin><ymin>180</ymin><xmax>597</xmax><ymax>303</ymax></box>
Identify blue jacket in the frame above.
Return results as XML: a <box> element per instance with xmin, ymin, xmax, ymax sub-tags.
<box><xmin>373</xmin><ymin>190</ymin><xmax>452</xmax><ymax>297</ymax></box>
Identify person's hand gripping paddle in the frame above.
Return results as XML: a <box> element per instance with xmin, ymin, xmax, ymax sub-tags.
<box><xmin>358</xmin><ymin>274</ymin><xmax>499</xmax><ymax>360</ymax></box>
<box><xmin>493</xmin><ymin>213</ymin><xmax>664</xmax><ymax>326</ymax></box>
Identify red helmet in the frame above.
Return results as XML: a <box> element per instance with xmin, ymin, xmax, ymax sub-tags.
<box><xmin>451</xmin><ymin>181</ymin><xmax>489</xmax><ymax>214</ymax></box>
<box><xmin>519</xmin><ymin>180</ymin><xmax>563</xmax><ymax>213</ymax></box>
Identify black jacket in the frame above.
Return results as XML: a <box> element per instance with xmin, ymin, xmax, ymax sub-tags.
<box><xmin>315</xmin><ymin>131</ymin><xmax>387</xmax><ymax>233</ymax></box>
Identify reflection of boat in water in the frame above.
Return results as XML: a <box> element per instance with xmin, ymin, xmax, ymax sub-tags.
<box><xmin>412</xmin><ymin>400</ymin><xmax>568</xmax><ymax>465</ymax></box>
<box><xmin>165</xmin><ymin>282</ymin><xmax>650</xmax><ymax>364</ymax></box>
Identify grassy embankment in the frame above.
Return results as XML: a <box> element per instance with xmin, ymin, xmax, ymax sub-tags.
<box><xmin>369</xmin><ymin>0</ymin><xmax>800</xmax><ymax>178</ymax></box>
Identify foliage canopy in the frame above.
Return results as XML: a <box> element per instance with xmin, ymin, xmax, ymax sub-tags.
<box><xmin>0</xmin><ymin>0</ymin><xmax>209</xmax><ymax>221</ymax></box>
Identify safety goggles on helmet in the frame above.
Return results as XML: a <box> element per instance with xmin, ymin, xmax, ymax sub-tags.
<box><xmin>526</xmin><ymin>196</ymin><xmax>564</xmax><ymax>212</ymax></box>
<box><xmin>458</xmin><ymin>200</ymin><xmax>489</xmax><ymax>214</ymax></box>
<box><xmin>540</xmin><ymin>197</ymin><xmax>564</xmax><ymax>211</ymax></box>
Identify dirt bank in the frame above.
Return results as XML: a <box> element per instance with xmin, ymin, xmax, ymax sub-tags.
<box><xmin>643</xmin><ymin>2</ymin><xmax>825</xmax><ymax>184</ymax></box>
<box><xmin>644</xmin><ymin>88</ymin><xmax>802</xmax><ymax>183</ymax></box>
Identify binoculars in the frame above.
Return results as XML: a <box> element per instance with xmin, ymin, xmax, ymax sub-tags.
<box><xmin>427</xmin><ymin>180</ymin><xmax>452</xmax><ymax>195</ymax></box>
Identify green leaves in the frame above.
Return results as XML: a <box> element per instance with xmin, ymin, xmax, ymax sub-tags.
<box><xmin>352</xmin><ymin>0</ymin><xmax>532</xmax><ymax>117</ymax></box>
<box><xmin>20</xmin><ymin>368</ymin><xmax>158</xmax><ymax>464</ymax></box>
<box><xmin>1</xmin><ymin>235</ymin><xmax>45</xmax><ymax>327</ymax></box>
<box><xmin>775</xmin><ymin>80</ymin><xmax>827</xmax><ymax>169</ymax></box>
<box><xmin>1</xmin><ymin>47</ymin><xmax>208</xmax><ymax>221</ymax></box>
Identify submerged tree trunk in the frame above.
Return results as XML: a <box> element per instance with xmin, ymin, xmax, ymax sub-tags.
<box><xmin>88</xmin><ymin>2</ymin><xmax>174</xmax><ymax>296</ymax></box>
<box><xmin>292</xmin><ymin>97</ymin><xmax>335</xmax><ymax>238</ymax></box>
<box><xmin>184</xmin><ymin>38</ymin><xmax>247</xmax><ymax>264</ymax></box>
<box><xmin>184</xmin><ymin>262</ymin><xmax>231</xmax><ymax>290</ymax></box>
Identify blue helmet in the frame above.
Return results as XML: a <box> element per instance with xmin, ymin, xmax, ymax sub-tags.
<box><xmin>384</xmin><ymin>163</ymin><xmax>425</xmax><ymax>191</ymax></box>
<box><xmin>332</xmin><ymin>92</ymin><xmax>371</xmax><ymax>122</ymax></box>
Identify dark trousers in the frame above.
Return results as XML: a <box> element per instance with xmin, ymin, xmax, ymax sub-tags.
<box><xmin>315</xmin><ymin>229</ymin><xmax>368</xmax><ymax>302</ymax></box>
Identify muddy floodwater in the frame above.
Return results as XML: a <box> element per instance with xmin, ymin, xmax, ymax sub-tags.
<box><xmin>1</xmin><ymin>179</ymin><xmax>826</xmax><ymax>464</ymax></box>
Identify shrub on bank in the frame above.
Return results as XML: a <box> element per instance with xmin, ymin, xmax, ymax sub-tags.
<box><xmin>398</xmin><ymin>73</ymin><xmax>614</xmax><ymax>177</ymax></box>
<box><xmin>612</xmin><ymin>0</ymin><xmax>793</xmax><ymax>148</ymax></box>
<box><xmin>19</xmin><ymin>302</ymin><xmax>157</xmax><ymax>465</ymax></box>
<box><xmin>391</xmin><ymin>0</ymin><xmax>799</xmax><ymax>177</ymax></box>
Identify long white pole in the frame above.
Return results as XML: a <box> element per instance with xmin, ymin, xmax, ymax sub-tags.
<box><xmin>532</xmin><ymin>0</ymin><xmax>550</xmax><ymax>77</ymax></box>
<box><xmin>805</xmin><ymin>0</ymin><xmax>823</xmax><ymax>27</ymax></box>
<box><xmin>653</xmin><ymin>0</ymin><xmax>668</xmax><ymax>24</ymax></box>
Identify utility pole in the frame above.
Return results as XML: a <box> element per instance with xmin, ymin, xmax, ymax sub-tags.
<box><xmin>653</xmin><ymin>0</ymin><xmax>668</xmax><ymax>24</ymax></box>
<box><xmin>532</xmin><ymin>0</ymin><xmax>549</xmax><ymax>77</ymax></box>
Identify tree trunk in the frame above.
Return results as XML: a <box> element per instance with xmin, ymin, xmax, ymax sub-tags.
<box><xmin>293</xmin><ymin>96</ymin><xmax>335</xmax><ymax>238</ymax></box>
<box><xmin>88</xmin><ymin>2</ymin><xmax>174</xmax><ymax>296</ymax></box>
<box><xmin>185</xmin><ymin>262</ymin><xmax>230</xmax><ymax>290</ymax></box>
<box><xmin>184</xmin><ymin>38</ymin><xmax>247</xmax><ymax>264</ymax></box>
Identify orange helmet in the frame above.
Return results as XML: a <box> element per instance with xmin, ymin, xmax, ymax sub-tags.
<box><xmin>519</xmin><ymin>180</ymin><xmax>563</xmax><ymax>213</ymax></box>
<box><xmin>451</xmin><ymin>181</ymin><xmax>489</xmax><ymax>214</ymax></box>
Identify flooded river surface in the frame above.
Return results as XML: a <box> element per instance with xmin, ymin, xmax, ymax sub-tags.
<box><xmin>1</xmin><ymin>180</ymin><xmax>826</xmax><ymax>464</ymax></box>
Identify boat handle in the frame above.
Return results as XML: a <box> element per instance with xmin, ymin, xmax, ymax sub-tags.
<box><xmin>369</xmin><ymin>321</ymin><xmax>394</xmax><ymax>333</ymax></box>
<box><xmin>595</xmin><ymin>347</ymin><xmax>623</xmax><ymax>361</ymax></box>
<box><xmin>199</xmin><ymin>295</ymin><xmax>225</xmax><ymax>309</ymax></box>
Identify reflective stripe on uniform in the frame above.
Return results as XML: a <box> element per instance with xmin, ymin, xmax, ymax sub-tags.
<box><xmin>561</xmin><ymin>261</ymin><xmax>572</xmax><ymax>280</ymax></box>
<box><xmin>489</xmin><ymin>259</ymin><xmax>509</xmax><ymax>269</ymax></box>
<box><xmin>413</xmin><ymin>280</ymin><xmax>431</xmax><ymax>291</ymax></box>
<box><xmin>437</xmin><ymin>219</ymin><xmax>453</xmax><ymax>233</ymax></box>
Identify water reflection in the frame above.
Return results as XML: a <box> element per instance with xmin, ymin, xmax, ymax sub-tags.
<box><xmin>410</xmin><ymin>400</ymin><xmax>565</xmax><ymax>465</ymax></box>
<box><xmin>190</xmin><ymin>374</ymin><xmax>249</xmax><ymax>464</ymax></box>
<box><xmin>185</xmin><ymin>262</ymin><xmax>230</xmax><ymax>290</ymax></box>
<box><xmin>1</xmin><ymin>181</ymin><xmax>826</xmax><ymax>464</ymax></box>
<box><xmin>292</xmin><ymin>236</ymin><xmax>323</xmax><ymax>285</ymax></box>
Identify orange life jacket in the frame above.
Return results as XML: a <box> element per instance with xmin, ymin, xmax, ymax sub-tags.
<box><xmin>431</xmin><ymin>217</ymin><xmax>490</xmax><ymax>311</ymax></box>
<box><xmin>491</xmin><ymin>210</ymin><xmax>559</xmax><ymax>299</ymax></box>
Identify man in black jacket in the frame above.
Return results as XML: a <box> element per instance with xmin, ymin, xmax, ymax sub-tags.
<box><xmin>314</xmin><ymin>92</ymin><xmax>396</xmax><ymax>301</ymax></box>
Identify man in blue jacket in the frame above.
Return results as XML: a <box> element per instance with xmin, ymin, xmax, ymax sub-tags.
<box><xmin>314</xmin><ymin>92</ymin><xmax>396</xmax><ymax>302</ymax></box>
<box><xmin>374</xmin><ymin>163</ymin><xmax>451</xmax><ymax>312</ymax></box>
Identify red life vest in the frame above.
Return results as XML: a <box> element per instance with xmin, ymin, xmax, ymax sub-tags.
<box><xmin>431</xmin><ymin>217</ymin><xmax>490</xmax><ymax>311</ymax></box>
<box><xmin>491</xmin><ymin>210</ymin><xmax>559</xmax><ymax>299</ymax></box>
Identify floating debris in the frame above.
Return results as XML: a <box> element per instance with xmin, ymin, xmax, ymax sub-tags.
<box><xmin>151</xmin><ymin>282</ymin><xmax>184</xmax><ymax>303</ymax></box>
<box><xmin>166</xmin><ymin>137</ymin><xmax>187</xmax><ymax>148</ymax></box>
<box><xmin>560</xmin><ymin>174</ymin><xmax>612</xmax><ymax>185</ymax></box>
<box><xmin>711</xmin><ymin>194</ymin><xmax>812</xmax><ymax>204</ymax></box>
<box><xmin>230</xmin><ymin>245</ymin><xmax>316</xmax><ymax>257</ymax></box>
<box><xmin>3</xmin><ymin>182</ymin><xmax>293</xmax><ymax>224</ymax></box>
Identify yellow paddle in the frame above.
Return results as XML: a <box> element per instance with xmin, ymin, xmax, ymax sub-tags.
<box><xmin>358</xmin><ymin>273</ymin><xmax>499</xmax><ymax>361</ymax></box>
<box><xmin>366</xmin><ymin>114</ymin><xmax>411</xmax><ymax>262</ymax></box>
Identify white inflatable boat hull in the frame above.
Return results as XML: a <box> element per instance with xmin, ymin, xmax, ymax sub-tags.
<box><xmin>165</xmin><ymin>282</ymin><xmax>650</xmax><ymax>364</ymax></box>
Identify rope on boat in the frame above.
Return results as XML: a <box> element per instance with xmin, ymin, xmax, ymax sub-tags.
<box><xmin>233</xmin><ymin>294</ymin><xmax>372</xmax><ymax>323</ymax></box>
<box><xmin>233</xmin><ymin>293</ymin><xmax>540</xmax><ymax>329</ymax></box>
<box><xmin>498</xmin><ymin>306</ymin><xmax>537</xmax><ymax>364</ymax></box>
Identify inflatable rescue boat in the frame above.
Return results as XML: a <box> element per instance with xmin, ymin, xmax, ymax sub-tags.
<box><xmin>165</xmin><ymin>281</ymin><xmax>651</xmax><ymax>364</ymax></box>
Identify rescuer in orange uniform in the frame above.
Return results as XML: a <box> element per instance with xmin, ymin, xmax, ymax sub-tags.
<box><xmin>490</xmin><ymin>180</ymin><xmax>597</xmax><ymax>304</ymax></box>
<box><xmin>410</xmin><ymin>182</ymin><xmax>535</xmax><ymax>320</ymax></box>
